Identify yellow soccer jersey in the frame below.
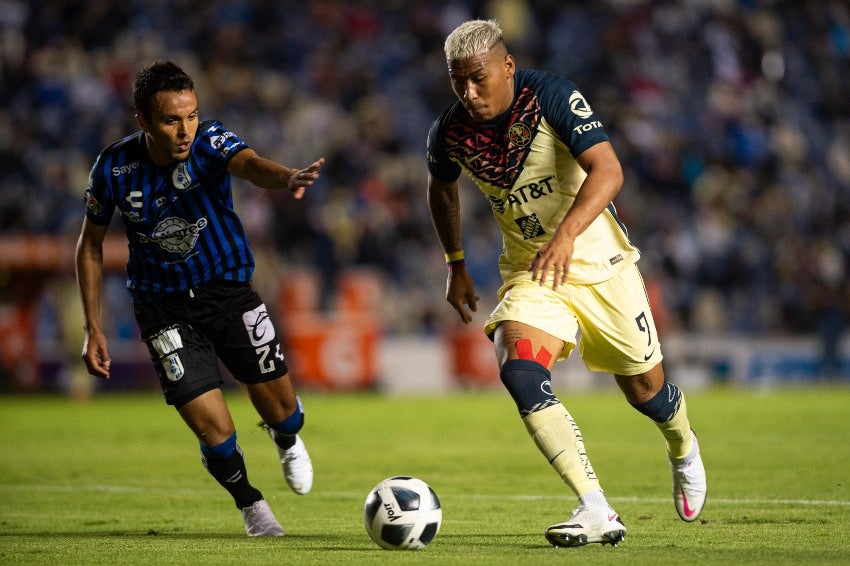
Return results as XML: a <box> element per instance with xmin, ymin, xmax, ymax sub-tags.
<box><xmin>427</xmin><ymin>69</ymin><xmax>640</xmax><ymax>284</ymax></box>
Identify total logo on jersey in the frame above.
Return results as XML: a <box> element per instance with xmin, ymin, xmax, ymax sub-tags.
<box><xmin>137</xmin><ymin>216</ymin><xmax>208</xmax><ymax>256</ymax></box>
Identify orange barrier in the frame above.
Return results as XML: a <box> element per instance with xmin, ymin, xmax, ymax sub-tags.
<box><xmin>280</xmin><ymin>311</ymin><xmax>379</xmax><ymax>390</ymax></box>
<box><xmin>337</xmin><ymin>267</ymin><xmax>383</xmax><ymax>313</ymax></box>
<box><xmin>0</xmin><ymin>234</ymin><xmax>128</xmax><ymax>271</ymax></box>
<box><xmin>276</xmin><ymin>268</ymin><xmax>382</xmax><ymax>390</ymax></box>
<box><xmin>277</xmin><ymin>268</ymin><xmax>321</xmax><ymax>314</ymax></box>
<box><xmin>0</xmin><ymin>299</ymin><xmax>38</xmax><ymax>391</ymax></box>
<box><xmin>447</xmin><ymin>324</ymin><xmax>499</xmax><ymax>386</ymax></box>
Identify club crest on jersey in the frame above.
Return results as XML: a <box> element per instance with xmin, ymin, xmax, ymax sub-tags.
<box><xmin>508</xmin><ymin>122</ymin><xmax>532</xmax><ymax>147</ymax></box>
<box><xmin>84</xmin><ymin>188</ymin><xmax>102</xmax><ymax>215</ymax></box>
<box><xmin>138</xmin><ymin>216</ymin><xmax>208</xmax><ymax>256</ymax></box>
<box><xmin>172</xmin><ymin>162</ymin><xmax>193</xmax><ymax>190</ymax></box>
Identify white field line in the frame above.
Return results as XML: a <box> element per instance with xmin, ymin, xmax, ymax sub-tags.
<box><xmin>1</xmin><ymin>484</ymin><xmax>849</xmax><ymax>507</ymax></box>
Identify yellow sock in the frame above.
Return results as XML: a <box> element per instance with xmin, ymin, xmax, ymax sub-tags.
<box><xmin>522</xmin><ymin>403</ymin><xmax>601</xmax><ymax>496</ymax></box>
<box><xmin>654</xmin><ymin>395</ymin><xmax>694</xmax><ymax>458</ymax></box>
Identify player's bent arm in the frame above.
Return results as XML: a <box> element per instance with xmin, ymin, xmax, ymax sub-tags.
<box><xmin>228</xmin><ymin>148</ymin><xmax>325</xmax><ymax>199</ymax></box>
<box><xmin>75</xmin><ymin>218</ymin><xmax>111</xmax><ymax>378</ymax></box>
<box><xmin>530</xmin><ymin>141</ymin><xmax>624</xmax><ymax>288</ymax></box>
<box><xmin>555</xmin><ymin>141</ymin><xmax>624</xmax><ymax>241</ymax></box>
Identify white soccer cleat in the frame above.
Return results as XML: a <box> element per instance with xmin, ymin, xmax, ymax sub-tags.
<box><xmin>277</xmin><ymin>435</ymin><xmax>313</xmax><ymax>495</ymax></box>
<box><xmin>241</xmin><ymin>499</ymin><xmax>284</xmax><ymax>537</ymax></box>
<box><xmin>670</xmin><ymin>430</ymin><xmax>707</xmax><ymax>522</ymax></box>
<box><xmin>545</xmin><ymin>506</ymin><xmax>626</xmax><ymax>547</ymax></box>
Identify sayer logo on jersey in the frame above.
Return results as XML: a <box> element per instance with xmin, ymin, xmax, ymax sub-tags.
<box><xmin>243</xmin><ymin>304</ymin><xmax>275</xmax><ymax>347</ymax></box>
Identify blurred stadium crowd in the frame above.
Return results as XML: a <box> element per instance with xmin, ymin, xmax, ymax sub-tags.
<box><xmin>2</xmin><ymin>0</ymin><xmax>849</xmax><ymax>351</ymax></box>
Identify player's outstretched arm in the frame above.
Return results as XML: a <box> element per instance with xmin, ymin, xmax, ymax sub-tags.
<box><xmin>228</xmin><ymin>148</ymin><xmax>325</xmax><ymax>199</ymax></box>
<box><xmin>75</xmin><ymin>218</ymin><xmax>112</xmax><ymax>379</ymax></box>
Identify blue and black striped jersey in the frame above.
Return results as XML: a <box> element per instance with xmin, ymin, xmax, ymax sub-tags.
<box><xmin>84</xmin><ymin>120</ymin><xmax>254</xmax><ymax>302</ymax></box>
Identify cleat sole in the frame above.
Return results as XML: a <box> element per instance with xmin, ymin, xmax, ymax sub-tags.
<box><xmin>546</xmin><ymin>529</ymin><xmax>625</xmax><ymax>548</ymax></box>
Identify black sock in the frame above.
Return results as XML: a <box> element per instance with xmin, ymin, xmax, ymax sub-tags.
<box><xmin>202</xmin><ymin>446</ymin><xmax>263</xmax><ymax>509</ymax></box>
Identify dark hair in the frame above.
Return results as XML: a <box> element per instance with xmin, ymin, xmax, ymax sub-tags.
<box><xmin>133</xmin><ymin>61</ymin><xmax>194</xmax><ymax>121</ymax></box>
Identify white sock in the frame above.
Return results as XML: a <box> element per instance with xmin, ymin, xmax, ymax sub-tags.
<box><xmin>579</xmin><ymin>489</ymin><xmax>608</xmax><ymax>511</ymax></box>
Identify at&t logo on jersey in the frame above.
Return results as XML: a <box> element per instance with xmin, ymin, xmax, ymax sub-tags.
<box><xmin>488</xmin><ymin>175</ymin><xmax>556</xmax><ymax>214</ymax></box>
<box><xmin>138</xmin><ymin>216</ymin><xmax>208</xmax><ymax>256</ymax></box>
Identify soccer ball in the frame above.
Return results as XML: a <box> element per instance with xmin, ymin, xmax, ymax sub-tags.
<box><xmin>363</xmin><ymin>476</ymin><xmax>442</xmax><ymax>550</ymax></box>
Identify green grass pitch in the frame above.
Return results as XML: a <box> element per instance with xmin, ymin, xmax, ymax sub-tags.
<box><xmin>2</xmin><ymin>385</ymin><xmax>849</xmax><ymax>565</ymax></box>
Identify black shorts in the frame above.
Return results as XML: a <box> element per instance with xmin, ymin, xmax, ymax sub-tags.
<box><xmin>134</xmin><ymin>280</ymin><xmax>289</xmax><ymax>407</ymax></box>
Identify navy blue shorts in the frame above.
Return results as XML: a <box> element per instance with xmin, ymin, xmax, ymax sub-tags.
<box><xmin>134</xmin><ymin>280</ymin><xmax>289</xmax><ymax>407</ymax></box>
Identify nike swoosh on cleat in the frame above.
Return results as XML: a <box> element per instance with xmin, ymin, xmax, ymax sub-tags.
<box><xmin>607</xmin><ymin>513</ymin><xmax>618</xmax><ymax>522</ymax></box>
<box><xmin>681</xmin><ymin>488</ymin><xmax>696</xmax><ymax>517</ymax></box>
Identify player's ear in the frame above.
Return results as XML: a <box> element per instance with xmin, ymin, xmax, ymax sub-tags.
<box><xmin>504</xmin><ymin>53</ymin><xmax>515</xmax><ymax>78</ymax></box>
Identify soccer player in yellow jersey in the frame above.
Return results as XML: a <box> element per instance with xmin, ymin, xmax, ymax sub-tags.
<box><xmin>426</xmin><ymin>20</ymin><xmax>707</xmax><ymax>547</ymax></box>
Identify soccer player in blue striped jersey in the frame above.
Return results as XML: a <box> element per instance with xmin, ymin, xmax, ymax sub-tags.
<box><xmin>76</xmin><ymin>61</ymin><xmax>325</xmax><ymax>537</ymax></box>
<box><xmin>427</xmin><ymin>20</ymin><xmax>707</xmax><ymax>547</ymax></box>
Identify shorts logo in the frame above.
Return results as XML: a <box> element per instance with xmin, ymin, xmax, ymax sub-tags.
<box><xmin>164</xmin><ymin>353</ymin><xmax>184</xmax><ymax>382</ymax></box>
<box><xmin>149</xmin><ymin>326</ymin><xmax>185</xmax><ymax>382</ymax></box>
<box><xmin>514</xmin><ymin>213</ymin><xmax>546</xmax><ymax>239</ymax></box>
<box><xmin>243</xmin><ymin>304</ymin><xmax>275</xmax><ymax>347</ymax></box>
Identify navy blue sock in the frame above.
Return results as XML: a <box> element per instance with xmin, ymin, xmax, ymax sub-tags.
<box><xmin>499</xmin><ymin>359</ymin><xmax>560</xmax><ymax>416</ymax></box>
<box><xmin>268</xmin><ymin>397</ymin><xmax>304</xmax><ymax>450</ymax></box>
<box><xmin>631</xmin><ymin>381</ymin><xmax>682</xmax><ymax>423</ymax></box>
<box><xmin>201</xmin><ymin>433</ymin><xmax>262</xmax><ymax>509</ymax></box>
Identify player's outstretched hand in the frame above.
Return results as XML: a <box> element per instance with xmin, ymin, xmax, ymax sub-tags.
<box><xmin>287</xmin><ymin>158</ymin><xmax>326</xmax><ymax>199</ymax></box>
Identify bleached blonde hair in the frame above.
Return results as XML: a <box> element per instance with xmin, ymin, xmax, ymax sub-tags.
<box><xmin>444</xmin><ymin>19</ymin><xmax>504</xmax><ymax>60</ymax></box>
